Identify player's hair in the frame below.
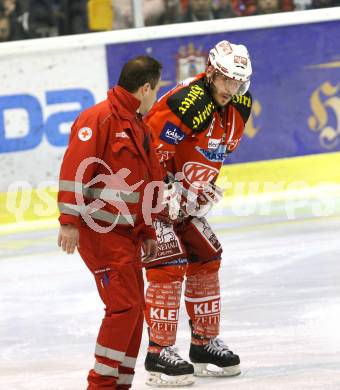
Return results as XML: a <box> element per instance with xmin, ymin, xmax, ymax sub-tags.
<box><xmin>118</xmin><ymin>56</ymin><xmax>162</xmax><ymax>92</ymax></box>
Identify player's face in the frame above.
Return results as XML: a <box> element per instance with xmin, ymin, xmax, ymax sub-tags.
<box><xmin>139</xmin><ymin>79</ymin><xmax>161</xmax><ymax>115</ymax></box>
<box><xmin>210</xmin><ymin>71</ymin><xmax>245</xmax><ymax>106</ymax></box>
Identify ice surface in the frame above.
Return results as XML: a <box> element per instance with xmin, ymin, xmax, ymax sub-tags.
<box><xmin>1</xmin><ymin>215</ymin><xmax>340</xmax><ymax>389</ymax></box>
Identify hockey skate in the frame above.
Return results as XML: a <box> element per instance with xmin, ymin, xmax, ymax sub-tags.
<box><xmin>145</xmin><ymin>346</ymin><xmax>195</xmax><ymax>387</ymax></box>
<box><xmin>189</xmin><ymin>338</ymin><xmax>241</xmax><ymax>377</ymax></box>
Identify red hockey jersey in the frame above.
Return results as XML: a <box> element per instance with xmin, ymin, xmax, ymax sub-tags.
<box><xmin>145</xmin><ymin>73</ymin><xmax>252</xmax><ymax>191</ymax></box>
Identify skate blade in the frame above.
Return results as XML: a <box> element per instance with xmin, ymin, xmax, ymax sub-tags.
<box><xmin>193</xmin><ymin>363</ymin><xmax>241</xmax><ymax>377</ymax></box>
<box><xmin>146</xmin><ymin>372</ymin><xmax>195</xmax><ymax>387</ymax></box>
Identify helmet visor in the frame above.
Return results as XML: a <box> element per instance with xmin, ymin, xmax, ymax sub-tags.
<box><xmin>213</xmin><ymin>71</ymin><xmax>250</xmax><ymax>96</ymax></box>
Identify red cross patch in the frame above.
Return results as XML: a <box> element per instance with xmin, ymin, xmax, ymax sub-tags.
<box><xmin>78</xmin><ymin>127</ymin><xmax>92</xmax><ymax>141</ymax></box>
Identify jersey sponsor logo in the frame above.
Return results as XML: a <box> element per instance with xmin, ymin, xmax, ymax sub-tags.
<box><xmin>182</xmin><ymin>162</ymin><xmax>219</xmax><ymax>189</ymax></box>
<box><xmin>195</xmin><ymin>145</ymin><xmax>227</xmax><ymax>162</ymax></box>
<box><xmin>167</xmin><ymin>78</ymin><xmax>216</xmax><ymax>134</ymax></box>
<box><xmin>208</xmin><ymin>138</ymin><xmax>221</xmax><ymax>149</ymax></box>
<box><xmin>160</xmin><ymin>121</ymin><xmax>186</xmax><ymax>145</ymax></box>
<box><xmin>231</xmin><ymin>94</ymin><xmax>252</xmax><ymax>108</ymax></box>
<box><xmin>161</xmin><ymin>257</ymin><xmax>188</xmax><ymax>267</ymax></box>
<box><xmin>192</xmin><ymin>102</ymin><xmax>215</xmax><ymax>131</ymax></box>
<box><xmin>151</xmin><ymin>220</ymin><xmax>184</xmax><ymax>261</ymax></box>
<box><xmin>230</xmin><ymin>92</ymin><xmax>252</xmax><ymax>124</ymax></box>
<box><xmin>78</xmin><ymin>127</ymin><xmax>92</xmax><ymax>141</ymax></box>
<box><xmin>177</xmin><ymin>84</ymin><xmax>205</xmax><ymax>115</ymax></box>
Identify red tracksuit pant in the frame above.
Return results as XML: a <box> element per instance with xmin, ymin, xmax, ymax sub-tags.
<box><xmin>78</xmin><ymin>226</ymin><xmax>145</xmax><ymax>389</ymax></box>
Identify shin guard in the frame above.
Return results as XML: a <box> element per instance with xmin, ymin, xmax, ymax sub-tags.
<box><xmin>184</xmin><ymin>271</ymin><xmax>220</xmax><ymax>341</ymax></box>
<box><xmin>145</xmin><ymin>281</ymin><xmax>182</xmax><ymax>347</ymax></box>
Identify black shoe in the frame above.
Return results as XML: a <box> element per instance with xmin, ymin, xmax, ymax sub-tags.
<box><xmin>145</xmin><ymin>346</ymin><xmax>195</xmax><ymax>387</ymax></box>
<box><xmin>189</xmin><ymin>338</ymin><xmax>241</xmax><ymax>377</ymax></box>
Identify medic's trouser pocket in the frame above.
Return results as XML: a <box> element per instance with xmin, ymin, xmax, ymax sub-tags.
<box><xmin>94</xmin><ymin>263</ymin><xmax>144</xmax><ymax>313</ymax></box>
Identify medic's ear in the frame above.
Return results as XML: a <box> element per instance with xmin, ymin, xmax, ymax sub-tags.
<box><xmin>141</xmin><ymin>82</ymin><xmax>151</xmax><ymax>95</ymax></box>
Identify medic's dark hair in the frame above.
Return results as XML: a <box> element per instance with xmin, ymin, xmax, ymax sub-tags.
<box><xmin>118</xmin><ymin>55</ymin><xmax>162</xmax><ymax>92</ymax></box>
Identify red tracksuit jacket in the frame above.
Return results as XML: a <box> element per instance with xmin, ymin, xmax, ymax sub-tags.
<box><xmin>58</xmin><ymin>86</ymin><xmax>162</xmax><ymax>240</ymax></box>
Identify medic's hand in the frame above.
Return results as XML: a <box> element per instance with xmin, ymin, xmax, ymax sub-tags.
<box><xmin>142</xmin><ymin>239</ymin><xmax>158</xmax><ymax>263</ymax></box>
<box><xmin>58</xmin><ymin>224</ymin><xmax>80</xmax><ymax>254</ymax></box>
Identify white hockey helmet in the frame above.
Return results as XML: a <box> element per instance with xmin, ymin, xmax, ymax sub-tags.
<box><xmin>208</xmin><ymin>40</ymin><xmax>252</xmax><ymax>95</ymax></box>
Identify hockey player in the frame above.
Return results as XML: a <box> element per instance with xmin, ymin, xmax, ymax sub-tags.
<box><xmin>57</xmin><ymin>56</ymin><xmax>163</xmax><ymax>390</ymax></box>
<box><xmin>143</xmin><ymin>40</ymin><xmax>253</xmax><ymax>386</ymax></box>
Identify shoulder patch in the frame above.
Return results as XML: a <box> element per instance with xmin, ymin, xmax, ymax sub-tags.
<box><xmin>230</xmin><ymin>91</ymin><xmax>252</xmax><ymax>123</ymax></box>
<box><xmin>78</xmin><ymin>127</ymin><xmax>92</xmax><ymax>141</ymax></box>
<box><xmin>166</xmin><ymin>78</ymin><xmax>216</xmax><ymax>134</ymax></box>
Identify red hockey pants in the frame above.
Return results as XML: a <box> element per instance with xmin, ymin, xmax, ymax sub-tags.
<box><xmin>145</xmin><ymin>217</ymin><xmax>222</xmax><ymax>346</ymax></box>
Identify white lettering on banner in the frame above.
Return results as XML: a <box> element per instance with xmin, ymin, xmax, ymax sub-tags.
<box><xmin>0</xmin><ymin>37</ymin><xmax>106</xmax><ymax>189</ymax></box>
<box><xmin>194</xmin><ymin>300</ymin><xmax>220</xmax><ymax>315</ymax></box>
<box><xmin>0</xmin><ymin>89</ymin><xmax>96</xmax><ymax>154</ymax></box>
<box><xmin>150</xmin><ymin>308</ymin><xmax>179</xmax><ymax>321</ymax></box>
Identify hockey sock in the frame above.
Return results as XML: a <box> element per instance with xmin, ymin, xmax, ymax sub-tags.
<box><xmin>184</xmin><ymin>271</ymin><xmax>220</xmax><ymax>342</ymax></box>
<box><xmin>145</xmin><ymin>281</ymin><xmax>182</xmax><ymax>348</ymax></box>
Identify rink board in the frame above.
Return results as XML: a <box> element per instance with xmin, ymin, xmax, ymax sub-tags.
<box><xmin>0</xmin><ymin>9</ymin><xmax>340</xmax><ymax>226</ymax></box>
<box><xmin>1</xmin><ymin>151</ymin><xmax>340</xmax><ymax>229</ymax></box>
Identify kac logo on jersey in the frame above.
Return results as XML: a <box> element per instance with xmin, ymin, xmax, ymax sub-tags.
<box><xmin>160</xmin><ymin>121</ymin><xmax>186</xmax><ymax>145</ymax></box>
<box><xmin>195</xmin><ymin>145</ymin><xmax>227</xmax><ymax>162</ymax></box>
<box><xmin>182</xmin><ymin>162</ymin><xmax>219</xmax><ymax>189</ymax></box>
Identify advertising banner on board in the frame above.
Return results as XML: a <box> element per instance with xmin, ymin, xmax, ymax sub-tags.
<box><xmin>0</xmin><ymin>19</ymin><xmax>339</xmax><ymax>192</ymax></box>
<box><xmin>106</xmin><ymin>20</ymin><xmax>340</xmax><ymax>164</ymax></box>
